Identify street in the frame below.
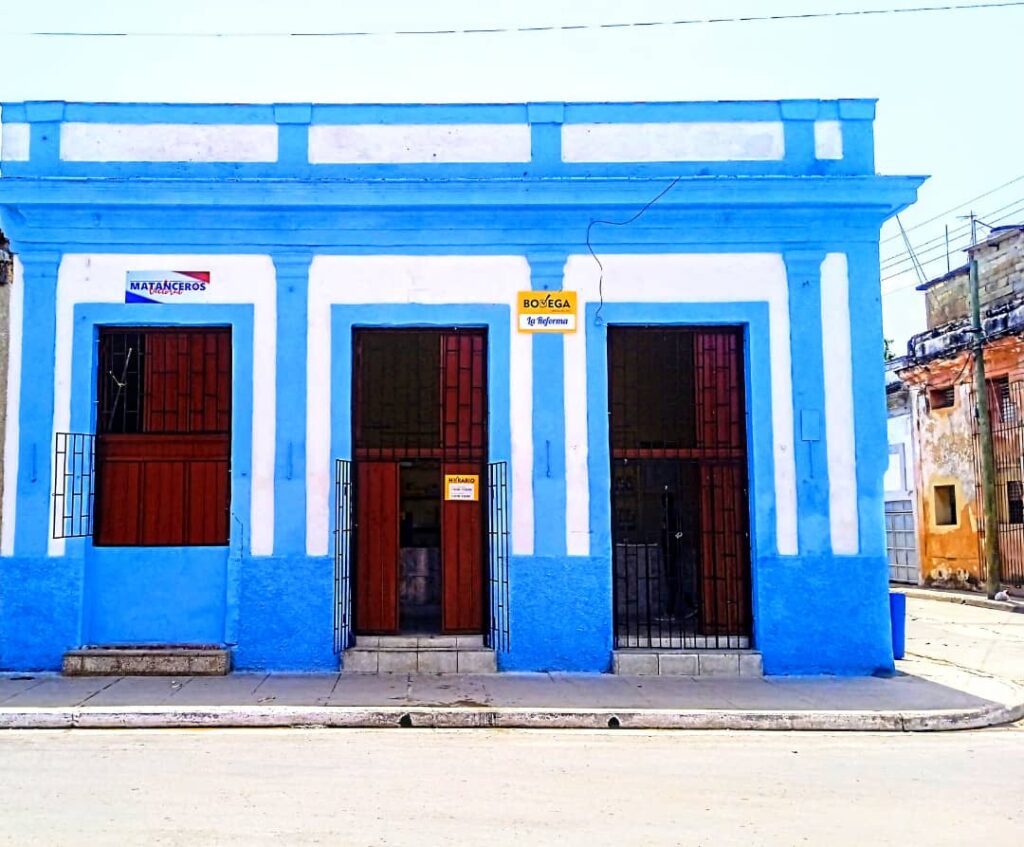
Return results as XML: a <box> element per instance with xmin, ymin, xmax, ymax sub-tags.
<box><xmin>1</xmin><ymin>724</ymin><xmax>1022</xmax><ymax>846</ymax></box>
<box><xmin>2</xmin><ymin>596</ymin><xmax>1022</xmax><ymax>846</ymax></box>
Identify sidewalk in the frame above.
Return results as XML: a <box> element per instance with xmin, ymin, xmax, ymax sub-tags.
<box><xmin>2</xmin><ymin>596</ymin><xmax>1022</xmax><ymax>732</ymax></box>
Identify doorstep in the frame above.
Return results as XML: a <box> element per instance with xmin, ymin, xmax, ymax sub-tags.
<box><xmin>343</xmin><ymin>635</ymin><xmax>497</xmax><ymax>674</ymax></box>
<box><xmin>613</xmin><ymin>650</ymin><xmax>763</xmax><ymax>677</ymax></box>
<box><xmin>63</xmin><ymin>646</ymin><xmax>231</xmax><ymax>677</ymax></box>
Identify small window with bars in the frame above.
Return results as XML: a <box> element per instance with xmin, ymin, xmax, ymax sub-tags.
<box><xmin>1007</xmin><ymin>480</ymin><xmax>1024</xmax><ymax>525</ymax></box>
<box><xmin>928</xmin><ymin>385</ymin><xmax>955</xmax><ymax>411</ymax></box>
<box><xmin>990</xmin><ymin>376</ymin><xmax>1018</xmax><ymax>425</ymax></box>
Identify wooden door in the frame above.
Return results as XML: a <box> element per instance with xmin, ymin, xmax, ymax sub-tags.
<box><xmin>355</xmin><ymin>462</ymin><xmax>399</xmax><ymax>633</ymax></box>
<box><xmin>441</xmin><ymin>462</ymin><xmax>484</xmax><ymax>633</ymax></box>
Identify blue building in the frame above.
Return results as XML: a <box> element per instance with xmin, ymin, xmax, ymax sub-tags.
<box><xmin>0</xmin><ymin>100</ymin><xmax>922</xmax><ymax>676</ymax></box>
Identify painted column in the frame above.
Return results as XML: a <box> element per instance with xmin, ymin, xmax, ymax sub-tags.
<box><xmin>13</xmin><ymin>251</ymin><xmax>61</xmax><ymax>556</ymax></box>
<box><xmin>847</xmin><ymin>242</ymin><xmax>887</xmax><ymax>557</ymax></box>
<box><xmin>272</xmin><ymin>252</ymin><xmax>311</xmax><ymax>555</ymax></box>
<box><xmin>783</xmin><ymin>250</ymin><xmax>832</xmax><ymax>555</ymax></box>
<box><xmin>527</xmin><ymin>252</ymin><xmax>568</xmax><ymax>557</ymax></box>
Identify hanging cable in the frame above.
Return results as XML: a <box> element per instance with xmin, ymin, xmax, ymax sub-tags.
<box><xmin>586</xmin><ymin>177</ymin><xmax>681</xmax><ymax>326</ymax></box>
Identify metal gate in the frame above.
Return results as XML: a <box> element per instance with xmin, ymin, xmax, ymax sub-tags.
<box><xmin>609</xmin><ymin>327</ymin><xmax>752</xmax><ymax>649</ymax></box>
<box><xmin>333</xmin><ymin>458</ymin><xmax>353</xmax><ymax>653</ymax></box>
<box><xmin>52</xmin><ymin>432</ymin><xmax>96</xmax><ymax>539</ymax></box>
<box><xmin>885</xmin><ymin>499</ymin><xmax>918</xmax><ymax>584</ymax></box>
<box><xmin>971</xmin><ymin>378</ymin><xmax>1024</xmax><ymax>585</ymax></box>
<box><xmin>487</xmin><ymin>461</ymin><xmax>510</xmax><ymax>652</ymax></box>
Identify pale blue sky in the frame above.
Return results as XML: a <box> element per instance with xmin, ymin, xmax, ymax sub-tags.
<box><xmin>2</xmin><ymin>0</ymin><xmax>1022</xmax><ymax>350</ymax></box>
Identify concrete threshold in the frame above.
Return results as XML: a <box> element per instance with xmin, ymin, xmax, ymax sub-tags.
<box><xmin>895</xmin><ymin>587</ymin><xmax>1024</xmax><ymax>614</ymax></box>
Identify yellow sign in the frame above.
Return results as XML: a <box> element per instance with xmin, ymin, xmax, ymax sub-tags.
<box><xmin>444</xmin><ymin>474</ymin><xmax>479</xmax><ymax>502</ymax></box>
<box><xmin>517</xmin><ymin>290</ymin><xmax>578</xmax><ymax>333</ymax></box>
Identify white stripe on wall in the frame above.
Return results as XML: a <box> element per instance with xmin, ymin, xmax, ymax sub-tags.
<box><xmin>563</xmin><ymin>309</ymin><xmax>590</xmax><ymax>557</ymax></box>
<box><xmin>49</xmin><ymin>255</ymin><xmax>277</xmax><ymax>557</ymax></box>
<box><xmin>306</xmin><ymin>256</ymin><xmax>533</xmax><ymax>558</ymax></box>
<box><xmin>820</xmin><ymin>252</ymin><xmax>859</xmax><ymax>553</ymax></box>
<box><xmin>1</xmin><ymin>258</ymin><xmax>24</xmax><ymax>555</ymax></box>
<box><xmin>308</xmin><ymin>124</ymin><xmax>532</xmax><ymax>164</ymax></box>
<box><xmin>60</xmin><ymin>123</ymin><xmax>279</xmax><ymax>163</ymax></box>
<box><xmin>562</xmin><ymin>122</ymin><xmax>785</xmax><ymax>163</ymax></box>
<box><xmin>563</xmin><ymin>253</ymin><xmax>798</xmax><ymax>557</ymax></box>
<box><xmin>1</xmin><ymin>122</ymin><xmax>31</xmax><ymax>162</ymax></box>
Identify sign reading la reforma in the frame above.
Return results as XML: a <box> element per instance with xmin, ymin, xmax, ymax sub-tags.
<box><xmin>126</xmin><ymin>271</ymin><xmax>212</xmax><ymax>304</ymax></box>
<box><xmin>517</xmin><ymin>290</ymin><xmax>578</xmax><ymax>333</ymax></box>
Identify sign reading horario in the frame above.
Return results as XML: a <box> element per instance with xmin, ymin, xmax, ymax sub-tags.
<box><xmin>126</xmin><ymin>271</ymin><xmax>212</xmax><ymax>304</ymax></box>
<box><xmin>517</xmin><ymin>290</ymin><xmax>578</xmax><ymax>333</ymax></box>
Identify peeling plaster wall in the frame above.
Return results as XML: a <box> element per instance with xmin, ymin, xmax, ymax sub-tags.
<box><xmin>902</xmin><ymin>336</ymin><xmax>1024</xmax><ymax>587</ymax></box>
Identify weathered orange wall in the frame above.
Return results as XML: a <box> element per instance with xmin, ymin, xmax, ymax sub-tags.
<box><xmin>900</xmin><ymin>337</ymin><xmax>1024</xmax><ymax>587</ymax></box>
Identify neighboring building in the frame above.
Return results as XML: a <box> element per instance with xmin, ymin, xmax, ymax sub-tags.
<box><xmin>885</xmin><ymin>357</ymin><xmax>919</xmax><ymax>584</ymax></box>
<box><xmin>898</xmin><ymin>225</ymin><xmax>1024</xmax><ymax>589</ymax></box>
<box><xmin>0</xmin><ymin>229</ymin><xmax>9</xmax><ymax>545</ymax></box>
<box><xmin>0</xmin><ymin>99</ymin><xmax>921</xmax><ymax>676</ymax></box>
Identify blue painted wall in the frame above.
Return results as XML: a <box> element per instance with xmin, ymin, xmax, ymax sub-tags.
<box><xmin>0</xmin><ymin>100</ymin><xmax>922</xmax><ymax>674</ymax></box>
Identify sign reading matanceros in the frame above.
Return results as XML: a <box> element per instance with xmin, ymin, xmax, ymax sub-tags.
<box><xmin>126</xmin><ymin>271</ymin><xmax>212</xmax><ymax>304</ymax></box>
<box><xmin>517</xmin><ymin>290</ymin><xmax>578</xmax><ymax>333</ymax></box>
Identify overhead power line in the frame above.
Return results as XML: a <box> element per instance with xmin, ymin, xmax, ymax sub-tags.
<box><xmin>881</xmin><ymin>196</ymin><xmax>1024</xmax><ymax>272</ymax></box>
<box><xmin>880</xmin><ymin>172</ymin><xmax>1024</xmax><ymax>244</ymax></box>
<box><xmin>14</xmin><ymin>2</ymin><xmax>1024</xmax><ymax>38</ymax></box>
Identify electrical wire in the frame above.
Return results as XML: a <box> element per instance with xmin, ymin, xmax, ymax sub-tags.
<box><xmin>880</xmin><ymin>173</ymin><xmax>1024</xmax><ymax>244</ymax></box>
<box><xmin>586</xmin><ymin>177</ymin><xmax>681</xmax><ymax>326</ymax></box>
<box><xmin>881</xmin><ymin>197</ymin><xmax>1024</xmax><ymax>273</ymax></box>
<box><xmin>16</xmin><ymin>2</ymin><xmax>1024</xmax><ymax>38</ymax></box>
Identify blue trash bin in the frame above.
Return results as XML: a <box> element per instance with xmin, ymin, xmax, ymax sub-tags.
<box><xmin>889</xmin><ymin>592</ymin><xmax>906</xmax><ymax>660</ymax></box>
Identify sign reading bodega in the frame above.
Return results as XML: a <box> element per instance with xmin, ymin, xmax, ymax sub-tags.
<box><xmin>125</xmin><ymin>271</ymin><xmax>212</xmax><ymax>304</ymax></box>
<box><xmin>516</xmin><ymin>290</ymin><xmax>578</xmax><ymax>333</ymax></box>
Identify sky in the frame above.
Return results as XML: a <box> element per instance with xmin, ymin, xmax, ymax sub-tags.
<box><xmin>1</xmin><ymin>0</ymin><xmax>1022</xmax><ymax>351</ymax></box>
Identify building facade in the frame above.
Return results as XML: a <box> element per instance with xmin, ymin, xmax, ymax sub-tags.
<box><xmin>0</xmin><ymin>100</ymin><xmax>921</xmax><ymax>675</ymax></box>
<box><xmin>885</xmin><ymin>358</ymin><xmax>919</xmax><ymax>584</ymax></box>
<box><xmin>898</xmin><ymin>225</ymin><xmax>1024</xmax><ymax>589</ymax></box>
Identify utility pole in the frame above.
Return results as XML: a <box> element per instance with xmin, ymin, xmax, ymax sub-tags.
<box><xmin>967</xmin><ymin>211</ymin><xmax>1003</xmax><ymax>597</ymax></box>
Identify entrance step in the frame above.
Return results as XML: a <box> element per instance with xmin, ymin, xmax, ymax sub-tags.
<box><xmin>62</xmin><ymin>646</ymin><xmax>231</xmax><ymax>676</ymax></box>
<box><xmin>343</xmin><ymin>635</ymin><xmax>495</xmax><ymax>674</ymax></box>
<box><xmin>613</xmin><ymin>650</ymin><xmax>763</xmax><ymax>677</ymax></box>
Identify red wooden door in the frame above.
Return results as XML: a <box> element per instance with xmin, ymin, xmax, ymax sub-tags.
<box><xmin>441</xmin><ymin>462</ymin><xmax>484</xmax><ymax>633</ymax></box>
<box><xmin>355</xmin><ymin>461</ymin><xmax>400</xmax><ymax>633</ymax></box>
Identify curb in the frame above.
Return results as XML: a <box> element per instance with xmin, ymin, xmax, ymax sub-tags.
<box><xmin>896</xmin><ymin>587</ymin><xmax>1024</xmax><ymax>614</ymax></box>
<box><xmin>2</xmin><ymin>698</ymin><xmax>1022</xmax><ymax>733</ymax></box>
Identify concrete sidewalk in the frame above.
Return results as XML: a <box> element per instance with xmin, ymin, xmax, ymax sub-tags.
<box><xmin>2</xmin><ymin>595</ymin><xmax>1022</xmax><ymax>732</ymax></box>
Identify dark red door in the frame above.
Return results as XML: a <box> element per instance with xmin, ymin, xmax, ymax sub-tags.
<box><xmin>441</xmin><ymin>462</ymin><xmax>484</xmax><ymax>633</ymax></box>
<box><xmin>355</xmin><ymin>462</ymin><xmax>400</xmax><ymax>633</ymax></box>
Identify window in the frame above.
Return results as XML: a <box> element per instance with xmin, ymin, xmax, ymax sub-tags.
<box><xmin>934</xmin><ymin>484</ymin><xmax>957</xmax><ymax>526</ymax></box>
<box><xmin>989</xmin><ymin>376</ymin><xmax>1018</xmax><ymax>425</ymax></box>
<box><xmin>94</xmin><ymin>328</ymin><xmax>232</xmax><ymax>546</ymax></box>
<box><xmin>928</xmin><ymin>385</ymin><xmax>955</xmax><ymax>411</ymax></box>
<box><xmin>1007</xmin><ymin>481</ymin><xmax>1024</xmax><ymax>525</ymax></box>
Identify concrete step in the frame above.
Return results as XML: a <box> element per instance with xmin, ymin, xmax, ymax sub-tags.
<box><xmin>343</xmin><ymin>644</ymin><xmax>496</xmax><ymax>674</ymax></box>
<box><xmin>63</xmin><ymin>646</ymin><xmax>231</xmax><ymax>676</ymax></box>
<box><xmin>356</xmin><ymin>634</ymin><xmax>485</xmax><ymax>650</ymax></box>
<box><xmin>613</xmin><ymin>650</ymin><xmax>763</xmax><ymax>677</ymax></box>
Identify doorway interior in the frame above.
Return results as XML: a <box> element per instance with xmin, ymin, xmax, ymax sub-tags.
<box><xmin>608</xmin><ymin>326</ymin><xmax>752</xmax><ymax>649</ymax></box>
<box><xmin>352</xmin><ymin>329</ymin><xmax>487</xmax><ymax>636</ymax></box>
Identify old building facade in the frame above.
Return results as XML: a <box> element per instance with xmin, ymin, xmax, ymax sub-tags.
<box><xmin>0</xmin><ymin>99</ymin><xmax>920</xmax><ymax>675</ymax></box>
<box><xmin>898</xmin><ymin>225</ymin><xmax>1024</xmax><ymax>588</ymax></box>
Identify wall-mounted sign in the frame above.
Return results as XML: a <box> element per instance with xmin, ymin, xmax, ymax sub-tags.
<box><xmin>517</xmin><ymin>290</ymin><xmax>578</xmax><ymax>333</ymax></box>
<box><xmin>444</xmin><ymin>474</ymin><xmax>479</xmax><ymax>502</ymax></box>
<box><xmin>126</xmin><ymin>271</ymin><xmax>212</xmax><ymax>304</ymax></box>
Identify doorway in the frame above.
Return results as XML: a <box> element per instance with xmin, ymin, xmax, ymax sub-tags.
<box><xmin>352</xmin><ymin>329</ymin><xmax>487</xmax><ymax>635</ymax></box>
<box><xmin>608</xmin><ymin>326</ymin><xmax>752</xmax><ymax>648</ymax></box>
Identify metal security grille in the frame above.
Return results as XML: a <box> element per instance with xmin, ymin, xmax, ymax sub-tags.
<box><xmin>354</xmin><ymin>329</ymin><xmax>486</xmax><ymax>462</ymax></box>
<box><xmin>334</xmin><ymin>459</ymin><xmax>353</xmax><ymax>653</ymax></box>
<box><xmin>52</xmin><ymin>432</ymin><xmax>96</xmax><ymax>539</ymax></box>
<box><xmin>95</xmin><ymin>327</ymin><xmax>231</xmax><ymax>547</ymax></box>
<box><xmin>487</xmin><ymin>461</ymin><xmax>510</xmax><ymax>651</ymax></box>
<box><xmin>972</xmin><ymin>378</ymin><xmax>1024</xmax><ymax>586</ymax></box>
<box><xmin>609</xmin><ymin>327</ymin><xmax>751</xmax><ymax>649</ymax></box>
<box><xmin>885</xmin><ymin>499</ymin><xmax>918</xmax><ymax>584</ymax></box>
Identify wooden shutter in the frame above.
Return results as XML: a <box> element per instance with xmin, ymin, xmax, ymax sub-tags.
<box><xmin>354</xmin><ymin>461</ymin><xmax>400</xmax><ymax>633</ymax></box>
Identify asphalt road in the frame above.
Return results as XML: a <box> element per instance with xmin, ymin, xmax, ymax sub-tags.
<box><xmin>2</xmin><ymin>725</ymin><xmax>1022</xmax><ymax>846</ymax></box>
